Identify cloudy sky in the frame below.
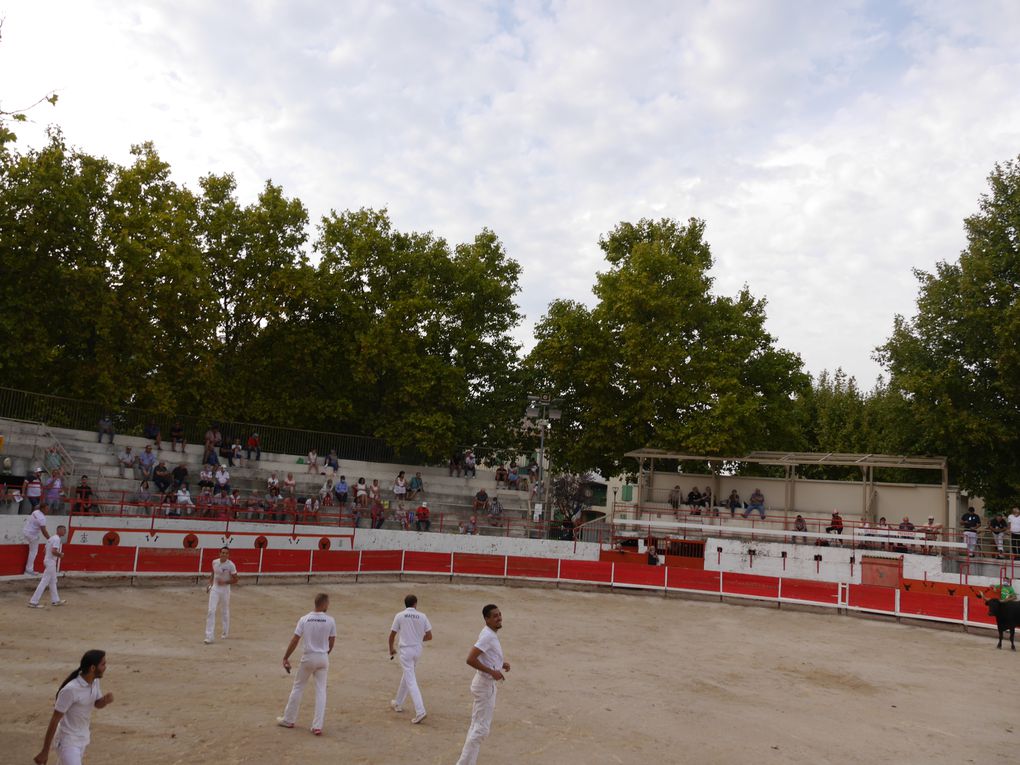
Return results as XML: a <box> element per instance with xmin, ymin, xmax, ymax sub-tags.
<box><xmin>3</xmin><ymin>1</ymin><xmax>1019</xmax><ymax>383</ymax></box>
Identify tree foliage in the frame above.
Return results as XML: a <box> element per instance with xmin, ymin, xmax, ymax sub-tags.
<box><xmin>877</xmin><ymin>156</ymin><xmax>1020</xmax><ymax>508</ymax></box>
<box><xmin>526</xmin><ymin>217</ymin><xmax>809</xmax><ymax>476</ymax></box>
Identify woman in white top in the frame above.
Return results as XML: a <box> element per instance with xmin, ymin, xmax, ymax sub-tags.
<box><xmin>306</xmin><ymin>449</ymin><xmax>319</xmax><ymax>474</ymax></box>
<box><xmin>267</xmin><ymin>472</ymin><xmax>280</xmax><ymax>491</ymax></box>
<box><xmin>35</xmin><ymin>649</ymin><xmax>114</xmax><ymax>765</ymax></box>
<box><xmin>283</xmin><ymin>472</ymin><xmax>296</xmax><ymax>497</ymax></box>
<box><xmin>356</xmin><ymin>478</ymin><xmax>369</xmax><ymax>509</ymax></box>
<box><xmin>393</xmin><ymin>471</ymin><xmax>407</xmax><ymax>507</ymax></box>
<box><xmin>370</xmin><ymin>479</ymin><xmax>382</xmax><ymax>504</ymax></box>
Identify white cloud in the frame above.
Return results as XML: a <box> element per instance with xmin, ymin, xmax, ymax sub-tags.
<box><xmin>3</xmin><ymin>0</ymin><xmax>1019</xmax><ymax>384</ymax></box>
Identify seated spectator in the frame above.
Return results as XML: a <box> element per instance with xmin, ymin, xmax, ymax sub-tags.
<box><xmin>153</xmin><ymin>461</ymin><xmax>172</xmax><ymax>493</ymax></box>
<box><xmin>686</xmin><ymin>486</ymin><xmax>704</xmax><ymax>516</ymax></box>
<box><xmin>472</xmin><ymin>488</ymin><xmax>490</xmax><ymax>514</ymax></box>
<box><xmin>370</xmin><ymin>479</ymin><xmax>382</xmax><ymax>505</ymax></box>
<box><xmin>393</xmin><ymin>471</ymin><xmax>407</xmax><ymax>506</ymax></box>
<box><xmin>488</xmin><ymin>496</ymin><xmax>503</xmax><ymax>525</ymax></box>
<box><xmin>355</xmin><ymin>477</ymin><xmax>368</xmax><ymax>508</ymax></box>
<box><xmin>176</xmin><ymin>484</ymin><xmax>195</xmax><ymax>515</ymax></box>
<box><xmin>118</xmin><ymin>446</ymin><xmax>137</xmax><ymax>479</ymax></box>
<box><xmin>283</xmin><ymin>472</ymin><xmax>296</xmax><ymax>497</ymax></box>
<box><xmin>725</xmin><ymin>490</ymin><xmax>742</xmax><ymax>517</ymax></box>
<box><xmin>742</xmin><ymin>489</ymin><xmax>766</xmax><ymax>520</ymax></box>
<box><xmin>265</xmin><ymin>486</ymin><xmax>283</xmax><ymax>521</ymax></box>
<box><xmin>449</xmin><ymin>450</ymin><xmax>463</xmax><ymax>477</ymax></box>
<box><xmin>44</xmin><ymin>471</ymin><xmax>64</xmax><ymax>513</ymax></box>
<box><xmin>215</xmin><ymin>465</ymin><xmax>231</xmax><ymax>495</ymax></box>
<box><xmin>246</xmin><ymin>489</ymin><xmax>265</xmax><ymax>521</ymax></box>
<box><xmin>407</xmin><ymin>472</ymin><xmax>423</xmax><ymax>500</ymax></box>
<box><xmin>137</xmin><ymin>445</ymin><xmax>157</xmax><ymax>482</ymax></box>
<box><xmin>229</xmin><ymin>438</ymin><xmax>243</xmax><ymax>468</ymax></box>
<box><xmin>371</xmin><ymin>500</ymin><xmax>386</xmax><ymax>529</ymax></box>
<box><xmin>72</xmin><ymin>475</ymin><xmax>94</xmax><ymax>514</ymax></box>
<box><xmin>144</xmin><ymin>419</ymin><xmax>162</xmax><ymax>450</ymax></box>
<box><xmin>876</xmin><ymin>516</ymin><xmax>891</xmax><ymax>550</ymax></box>
<box><xmin>494</xmin><ymin>464</ymin><xmax>508</xmax><ymax>488</ymax></box>
<box><xmin>98</xmin><ymin>414</ymin><xmax>115</xmax><ymax>444</ymax></box>
<box><xmin>319</xmin><ymin>478</ymin><xmax>334</xmax><ymax>502</ymax></box>
<box><xmin>400</xmin><ymin>504</ymin><xmax>414</xmax><ymax>531</ymax></box>
<box><xmin>323</xmin><ymin>450</ymin><xmax>339</xmax><ymax>476</ymax></box>
<box><xmin>702</xmin><ymin>486</ymin><xmax>714</xmax><ymax>513</ymax></box>
<box><xmin>464</xmin><ymin>451</ymin><xmax>477</xmax><ymax>478</ymax></box>
<box><xmin>245</xmin><ymin>432</ymin><xmax>261</xmax><ymax>462</ymax></box>
<box><xmin>198</xmin><ymin>466</ymin><xmax>214</xmax><ymax>489</ymax></box>
<box><xmin>171</xmin><ymin>462</ymin><xmax>188</xmax><ymax>490</ymax></box>
<box><xmin>334</xmin><ymin>475</ymin><xmax>349</xmax><ymax>507</ymax></box>
<box><xmin>304</xmin><ymin>496</ymin><xmax>320</xmax><ymax>523</ymax></box>
<box><xmin>306</xmin><ymin>448</ymin><xmax>319</xmax><ymax>474</ymax></box>
<box><xmin>668</xmin><ymin>485</ymin><xmax>681</xmax><ymax>511</ymax></box>
<box><xmin>170</xmin><ymin>420</ymin><xmax>186</xmax><ymax>452</ymax></box>
<box><xmin>465</xmin><ymin>515</ymin><xmax>479</xmax><ymax>535</ymax></box>
<box><xmin>204</xmin><ymin>426</ymin><xmax>222</xmax><ymax>451</ymax></box>
<box><xmin>351</xmin><ymin>502</ymin><xmax>362</xmax><ymax>529</ymax></box>
<box><xmin>415</xmin><ymin>501</ymin><xmax>430</xmax><ymax>532</ymax></box>
<box><xmin>792</xmin><ymin>514</ymin><xmax>808</xmax><ymax>543</ymax></box>
<box><xmin>826</xmin><ymin>511</ymin><xmax>844</xmax><ymax>535</ymax></box>
<box><xmin>507</xmin><ymin>465</ymin><xmax>519</xmax><ymax>490</ymax></box>
<box><xmin>560</xmin><ymin>517</ymin><xmax>575</xmax><ymax>541</ymax></box>
<box><xmin>204</xmin><ymin>445</ymin><xmax>220</xmax><ymax>467</ymax></box>
<box><xmin>135</xmin><ymin>480</ymin><xmax>152</xmax><ymax>508</ymax></box>
<box><xmin>896</xmin><ymin>516</ymin><xmax>916</xmax><ymax>552</ymax></box>
<box><xmin>527</xmin><ymin>460</ymin><xmax>539</xmax><ymax>485</ymax></box>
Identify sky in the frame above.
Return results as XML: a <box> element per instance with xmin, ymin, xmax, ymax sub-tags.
<box><xmin>3</xmin><ymin>0</ymin><xmax>1019</xmax><ymax>384</ymax></box>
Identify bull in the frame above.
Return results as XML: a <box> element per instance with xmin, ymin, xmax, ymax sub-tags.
<box><xmin>986</xmin><ymin>598</ymin><xmax>1018</xmax><ymax>650</ymax></box>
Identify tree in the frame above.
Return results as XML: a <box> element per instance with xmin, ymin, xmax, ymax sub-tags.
<box><xmin>877</xmin><ymin>156</ymin><xmax>1020</xmax><ymax>509</ymax></box>
<box><xmin>527</xmin><ymin>217</ymin><xmax>808</xmax><ymax>476</ymax></box>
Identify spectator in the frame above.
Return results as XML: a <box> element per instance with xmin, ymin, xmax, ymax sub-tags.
<box><xmin>117</xmin><ymin>446</ymin><xmax>137</xmax><ymax>479</ymax></box>
<box><xmin>355</xmin><ymin>478</ymin><xmax>368</xmax><ymax>508</ymax></box>
<box><xmin>229</xmin><ymin>438</ymin><xmax>243</xmax><ymax>468</ymax></box>
<box><xmin>877</xmin><ymin>516</ymin><xmax>891</xmax><ymax>550</ymax></box>
<box><xmin>488</xmin><ymin>496</ymin><xmax>503</xmax><ymax>525</ymax></box>
<box><xmin>507</xmin><ymin>465</ymin><xmax>519</xmax><ymax>491</ymax></box>
<box><xmin>449</xmin><ymin>450</ymin><xmax>463</xmax><ymax>477</ymax></box>
<box><xmin>415</xmin><ymin>502</ymin><xmax>431</xmax><ymax>532</ymax></box>
<box><xmin>464</xmin><ymin>451</ymin><xmax>477</xmax><ymax>478</ymax></box>
<box><xmin>371</xmin><ymin>500</ymin><xmax>386</xmax><ymax>529</ymax></box>
<box><xmin>204</xmin><ymin>426</ymin><xmax>223</xmax><ymax>451</ymax></box>
<box><xmin>370</xmin><ymin>479</ymin><xmax>382</xmax><ymax>506</ymax></box>
<box><xmin>793</xmin><ymin>514</ymin><xmax>808</xmax><ymax>544</ymax></box>
<box><xmin>172</xmin><ymin>462</ymin><xmax>188</xmax><ymax>490</ymax></box>
<box><xmin>559</xmin><ymin>517</ymin><xmax>575</xmax><ymax>541</ymax></box>
<box><xmin>407</xmin><ymin>472</ymin><xmax>423</xmax><ymax>501</ymax></box>
<box><xmin>323</xmin><ymin>450</ymin><xmax>339</xmax><ymax>476</ymax></box>
<box><xmin>668</xmin><ymin>485</ymin><xmax>681</xmax><ymax>511</ymax></box>
<box><xmin>246</xmin><ymin>432</ymin><xmax>261</xmax><ymax>462</ymax></box>
<box><xmin>702</xmin><ymin>486</ymin><xmax>714</xmax><ymax>513</ymax></box>
<box><xmin>351</xmin><ymin>501</ymin><xmax>362</xmax><ymax>529</ymax></box>
<box><xmin>319</xmin><ymin>478</ymin><xmax>334</xmax><ymax>502</ymax></box>
<box><xmin>472</xmin><ymin>488</ymin><xmax>490</xmax><ymax>514</ymax></box>
<box><xmin>527</xmin><ymin>459</ymin><xmax>539</xmax><ymax>485</ymax></box>
<box><xmin>283</xmin><ymin>472</ymin><xmax>296</xmax><ymax>498</ymax></box>
<box><xmin>153</xmin><ymin>461</ymin><xmax>172</xmax><ymax>494</ymax></box>
<box><xmin>72</xmin><ymin>475</ymin><xmax>94</xmax><ymax>514</ymax></box>
<box><xmin>176</xmin><ymin>483</ymin><xmax>195</xmax><ymax>515</ymax></box>
<box><xmin>306</xmin><ymin>449</ymin><xmax>319</xmax><ymax>474</ymax></box>
<box><xmin>144</xmin><ymin>419</ymin><xmax>162</xmax><ymax>450</ymax></box>
<box><xmin>393</xmin><ymin>471</ymin><xmax>407</xmax><ymax>506</ymax></box>
<box><xmin>43</xmin><ymin>446</ymin><xmax>62</xmax><ymax>475</ymax></box>
<box><xmin>923</xmin><ymin>515</ymin><xmax>944</xmax><ymax>555</ymax></box>
<box><xmin>961</xmin><ymin>506</ymin><xmax>981</xmax><ymax>556</ymax></box>
<box><xmin>137</xmin><ymin>446</ymin><xmax>156</xmax><ymax>482</ymax></box>
<box><xmin>826</xmin><ymin>511</ymin><xmax>844</xmax><ymax>535</ymax></box>
<box><xmin>742</xmin><ymin>488</ymin><xmax>766</xmax><ymax>520</ymax></box>
<box><xmin>990</xmin><ymin>513</ymin><xmax>1008</xmax><ymax>559</ymax></box>
<box><xmin>686</xmin><ymin>486</ymin><xmax>703</xmax><ymax>507</ymax></box>
<box><xmin>725</xmin><ymin>490</ymin><xmax>742</xmax><ymax>518</ymax></box>
<box><xmin>43</xmin><ymin>470</ymin><xmax>64</xmax><ymax>513</ymax></box>
<box><xmin>494</xmin><ymin>464</ymin><xmax>508</xmax><ymax>488</ymax></box>
<box><xmin>135</xmin><ymin>480</ymin><xmax>152</xmax><ymax>508</ymax></box>
<box><xmin>266</xmin><ymin>486</ymin><xmax>283</xmax><ymax>521</ymax></box>
<box><xmin>170</xmin><ymin>419</ymin><xmax>186</xmax><ymax>452</ymax></box>
<box><xmin>246</xmin><ymin>489</ymin><xmax>265</xmax><ymax>521</ymax></box>
<box><xmin>215</xmin><ymin>465</ymin><xmax>231</xmax><ymax>495</ymax></box>
<box><xmin>267</xmin><ymin>472</ymin><xmax>280</xmax><ymax>491</ymax></box>
<box><xmin>896</xmin><ymin>516</ymin><xmax>916</xmax><ymax>553</ymax></box>
<box><xmin>1010</xmin><ymin>507</ymin><xmax>1020</xmax><ymax>558</ymax></box>
<box><xmin>97</xmin><ymin>414</ymin><xmax>115</xmax><ymax>444</ymax></box>
<box><xmin>465</xmin><ymin>515</ymin><xmax>479</xmax><ymax>535</ymax></box>
<box><xmin>334</xmin><ymin>475</ymin><xmax>348</xmax><ymax>508</ymax></box>
<box><xmin>23</xmin><ymin>467</ymin><xmax>44</xmax><ymax>508</ymax></box>
<box><xmin>198</xmin><ymin>465</ymin><xmax>215</xmax><ymax>490</ymax></box>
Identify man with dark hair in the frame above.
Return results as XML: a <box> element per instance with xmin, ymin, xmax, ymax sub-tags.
<box><xmin>457</xmin><ymin>604</ymin><xmax>511</xmax><ymax>765</ymax></box>
<box><xmin>961</xmin><ymin>506</ymin><xmax>981</xmax><ymax>556</ymax></box>
<box><xmin>34</xmin><ymin>649</ymin><xmax>113</xmax><ymax>764</ymax></box>
<box><xmin>388</xmin><ymin>594</ymin><xmax>433</xmax><ymax>723</ymax></box>
<box><xmin>204</xmin><ymin>546</ymin><xmax>238</xmax><ymax>644</ymax></box>
<box><xmin>278</xmin><ymin>593</ymin><xmax>336</xmax><ymax>735</ymax></box>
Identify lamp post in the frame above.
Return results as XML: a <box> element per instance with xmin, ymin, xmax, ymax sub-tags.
<box><xmin>524</xmin><ymin>394</ymin><xmax>562</xmax><ymax>524</ymax></box>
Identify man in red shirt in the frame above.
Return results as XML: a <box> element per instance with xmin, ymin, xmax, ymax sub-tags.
<box><xmin>415</xmin><ymin>502</ymin><xmax>431</xmax><ymax>532</ymax></box>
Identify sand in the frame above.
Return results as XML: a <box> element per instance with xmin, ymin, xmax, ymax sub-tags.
<box><xmin>0</xmin><ymin>578</ymin><xmax>1012</xmax><ymax>764</ymax></box>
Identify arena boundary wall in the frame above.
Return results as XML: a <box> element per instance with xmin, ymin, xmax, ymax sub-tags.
<box><xmin>1</xmin><ymin>543</ymin><xmax>998</xmax><ymax>633</ymax></box>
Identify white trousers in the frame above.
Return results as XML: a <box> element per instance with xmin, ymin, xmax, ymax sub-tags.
<box><xmin>55</xmin><ymin>738</ymin><xmax>86</xmax><ymax>765</ymax></box>
<box><xmin>964</xmin><ymin>530</ymin><xmax>978</xmax><ymax>554</ymax></box>
<box><xmin>994</xmin><ymin>532</ymin><xmax>1005</xmax><ymax>552</ymax></box>
<box><xmin>282</xmin><ymin>652</ymin><xmax>329</xmax><ymax>730</ymax></box>
<box><xmin>394</xmin><ymin>645</ymin><xmax>425</xmax><ymax>716</ymax></box>
<box><xmin>30</xmin><ymin>561</ymin><xmax>60</xmax><ymax>605</ymax></box>
<box><xmin>205</xmin><ymin>586</ymin><xmax>230</xmax><ymax>640</ymax></box>
<box><xmin>25</xmin><ymin>535</ymin><xmax>41</xmax><ymax>574</ymax></box>
<box><xmin>457</xmin><ymin>675</ymin><xmax>497</xmax><ymax>765</ymax></box>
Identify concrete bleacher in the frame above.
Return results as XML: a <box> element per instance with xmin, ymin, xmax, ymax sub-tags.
<box><xmin>0</xmin><ymin>418</ymin><xmax>536</xmax><ymax>535</ymax></box>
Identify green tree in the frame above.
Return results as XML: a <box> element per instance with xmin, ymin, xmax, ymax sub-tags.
<box><xmin>877</xmin><ymin>156</ymin><xmax>1020</xmax><ymax>509</ymax></box>
<box><xmin>527</xmin><ymin>217</ymin><xmax>808</xmax><ymax>476</ymax></box>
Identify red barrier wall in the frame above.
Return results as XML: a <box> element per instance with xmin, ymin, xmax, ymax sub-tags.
<box><xmin>780</xmin><ymin>578</ymin><xmax>840</xmax><ymax>605</ymax></box>
<box><xmin>261</xmin><ymin>549</ymin><xmax>312</xmax><ymax>573</ymax></box>
<box><xmin>0</xmin><ymin>544</ymin><xmax>30</xmax><ymax>576</ymax></box>
<box><xmin>899</xmin><ymin>590</ymin><xmax>964</xmax><ymax>621</ymax></box>
<box><xmin>61</xmin><ymin>545</ymin><xmax>136</xmax><ymax>572</ymax></box>
<box><xmin>723</xmin><ymin>572</ymin><xmax>780</xmax><ymax>599</ymax></box>
<box><xmin>966</xmin><ymin>596</ymin><xmax>998</xmax><ymax>626</ymax></box>
<box><xmin>359</xmin><ymin>550</ymin><xmax>403</xmax><ymax>572</ymax></box>
<box><xmin>559</xmin><ymin>559</ymin><xmax>613</xmax><ymax>584</ymax></box>
<box><xmin>506</xmin><ymin>556</ymin><xmax>558</xmax><ymax>579</ymax></box>
<box><xmin>454</xmin><ymin>553</ymin><xmax>505</xmax><ymax>577</ymax></box>
<box><xmin>613</xmin><ymin>562</ymin><xmax>666</xmax><ymax>588</ymax></box>
<box><xmin>405</xmin><ymin>551</ymin><xmax>453</xmax><ymax>574</ymax></box>
<box><xmin>847</xmin><ymin>584</ymin><xmax>896</xmax><ymax>613</ymax></box>
<box><xmin>137</xmin><ymin>548</ymin><xmax>200</xmax><ymax>573</ymax></box>
<box><xmin>312</xmin><ymin>550</ymin><xmax>360</xmax><ymax>573</ymax></box>
<box><xmin>667</xmin><ymin>567</ymin><xmax>721</xmax><ymax>593</ymax></box>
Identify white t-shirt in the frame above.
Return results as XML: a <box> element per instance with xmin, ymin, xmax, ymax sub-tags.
<box><xmin>473</xmin><ymin>625</ymin><xmax>504</xmax><ymax>679</ymax></box>
<box><xmin>44</xmin><ymin>534</ymin><xmax>63</xmax><ymax>566</ymax></box>
<box><xmin>216</xmin><ymin>470</ymin><xmax>230</xmax><ymax>486</ymax></box>
<box><xmin>23</xmin><ymin>509</ymin><xmax>47</xmax><ymax>540</ymax></box>
<box><xmin>295</xmin><ymin>611</ymin><xmax>336</xmax><ymax>655</ymax></box>
<box><xmin>54</xmin><ymin>675</ymin><xmax>101</xmax><ymax>747</ymax></box>
<box><xmin>26</xmin><ymin>478</ymin><xmax>42</xmax><ymax>498</ymax></box>
<box><xmin>1009</xmin><ymin>514</ymin><xmax>1020</xmax><ymax>534</ymax></box>
<box><xmin>211</xmin><ymin>558</ymin><xmax>237</xmax><ymax>587</ymax></box>
<box><xmin>390</xmin><ymin>607</ymin><xmax>432</xmax><ymax>648</ymax></box>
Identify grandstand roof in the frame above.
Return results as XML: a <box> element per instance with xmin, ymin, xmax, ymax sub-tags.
<box><xmin>624</xmin><ymin>449</ymin><xmax>947</xmax><ymax>472</ymax></box>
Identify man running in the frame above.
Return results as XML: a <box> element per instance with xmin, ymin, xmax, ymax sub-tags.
<box><xmin>388</xmin><ymin>594</ymin><xmax>433</xmax><ymax>724</ymax></box>
<box><xmin>34</xmin><ymin>649</ymin><xmax>113</xmax><ymax>764</ymax></box>
<box><xmin>457</xmin><ymin>603</ymin><xmax>511</xmax><ymax>765</ymax></box>
<box><xmin>278</xmin><ymin>593</ymin><xmax>336</xmax><ymax>735</ymax></box>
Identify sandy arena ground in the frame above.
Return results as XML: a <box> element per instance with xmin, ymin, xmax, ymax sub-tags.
<box><xmin>0</xmin><ymin>578</ymin><xmax>1012</xmax><ymax>764</ymax></box>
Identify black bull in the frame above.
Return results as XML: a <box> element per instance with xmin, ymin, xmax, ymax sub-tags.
<box><xmin>986</xmin><ymin>599</ymin><xmax>1019</xmax><ymax>650</ymax></box>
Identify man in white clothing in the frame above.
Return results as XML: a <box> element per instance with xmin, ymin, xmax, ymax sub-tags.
<box><xmin>204</xmin><ymin>546</ymin><xmax>238</xmax><ymax>643</ymax></box>
<box><xmin>34</xmin><ymin>649</ymin><xmax>113</xmax><ymax>765</ymax></box>
<box><xmin>457</xmin><ymin>603</ymin><xmax>510</xmax><ymax>765</ymax></box>
<box><xmin>278</xmin><ymin>593</ymin><xmax>336</xmax><ymax>735</ymax></box>
<box><xmin>1009</xmin><ymin>507</ymin><xmax>1020</xmax><ymax>558</ymax></box>
<box><xmin>23</xmin><ymin>502</ymin><xmax>50</xmax><ymax>576</ymax></box>
<box><xmin>388</xmin><ymin>593</ymin><xmax>433</xmax><ymax>723</ymax></box>
<box><xmin>29</xmin><ymin>525</ymin><xmax>66</xmax><ymax>608</ymax></box>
